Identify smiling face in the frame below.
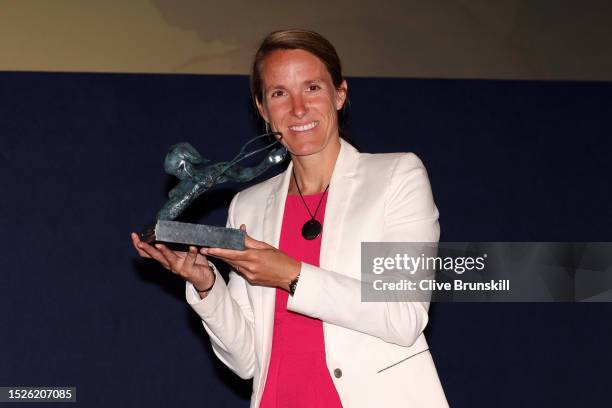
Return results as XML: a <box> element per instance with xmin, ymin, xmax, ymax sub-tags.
<box><xmin>256</xmin><ymin>49</ymin><xmax>347</xmax><ymax>158</ymax></box>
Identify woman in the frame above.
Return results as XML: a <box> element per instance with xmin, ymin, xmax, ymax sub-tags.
<box><xmin>131</xmin><ymin>29</ymin><xmax>448</xmax><ymax>407</ymax></box>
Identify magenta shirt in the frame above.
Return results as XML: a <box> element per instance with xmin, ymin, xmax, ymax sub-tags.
<box><xmin>259</xmin><ymin>192</ymin><xmax>343</xmax><ymax>408</ymax></box>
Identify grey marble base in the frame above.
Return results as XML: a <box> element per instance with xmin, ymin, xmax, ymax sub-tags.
<box><xmin>140</xmin><ymin>220</ymin><xmax>245</xmax><ymax>250</ymax></box>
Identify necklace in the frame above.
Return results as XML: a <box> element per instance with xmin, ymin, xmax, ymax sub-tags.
<box><xmin>292</xmin><ymin>168</ymin><xmax>329</xmax><ymax>240</ymax></box>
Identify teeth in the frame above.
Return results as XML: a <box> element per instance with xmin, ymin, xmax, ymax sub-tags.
<box><xmin>289</xmin><ymin>121</ymin><xmax>318</xmax><ymax>131</ymax></box>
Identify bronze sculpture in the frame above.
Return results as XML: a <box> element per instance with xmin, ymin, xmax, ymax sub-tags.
<box><xmin>141</xmin><ymin>133</ymin><xmax>286</xmax><ymax>249</ymax></box>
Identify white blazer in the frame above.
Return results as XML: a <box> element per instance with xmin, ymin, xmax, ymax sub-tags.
<box><xmin>186</xmin><ymin>138</ymin><xmax>448</xmax><ymax>407</ymax></box>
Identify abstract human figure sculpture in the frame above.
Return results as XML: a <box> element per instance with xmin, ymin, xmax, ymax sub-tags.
<box><xmin>140</xmin><ymin>133</ymin><xmax>286</xmax><ymax>249</ymax></box>
<box><xmin>158</xmin><ymin>136</ymin><xmax>286</xmax><ymax>221</ymax></box>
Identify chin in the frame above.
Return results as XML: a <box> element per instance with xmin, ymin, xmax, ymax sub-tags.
<box><xmin>283</xmin><ymin>132</ymin><xmax>338</xmax><ymax>157</ymax></box>
<box><xmin>286</xmin><ymin>140</ymin><xmax>326</xmax><ymax>157</ymax></box>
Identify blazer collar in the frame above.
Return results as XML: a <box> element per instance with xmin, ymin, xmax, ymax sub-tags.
<box><xmin>262</xmin><ymin>137</ymin><xmax>360</xmax><ymax>249</ymax></box>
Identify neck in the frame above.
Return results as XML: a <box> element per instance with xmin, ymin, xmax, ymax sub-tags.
<box><xmin>289</xmin><ymin>137</ymin><xmax>341</xmax><ymax>195</ymax></box>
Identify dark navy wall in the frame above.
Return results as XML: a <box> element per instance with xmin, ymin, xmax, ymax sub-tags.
<box><xmin>1</xmin><ymin>72</ymin><xmax>610</xmax><ymax>407</ymax></box>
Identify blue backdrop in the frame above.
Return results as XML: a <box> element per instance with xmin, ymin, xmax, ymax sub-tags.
<box><xmin>1</xmin><ymin>72</ymin><xmax>610</xmax><ymax>407</ymax></box>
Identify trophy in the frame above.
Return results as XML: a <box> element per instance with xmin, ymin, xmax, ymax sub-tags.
<box><xmin>139</xmin><ymin>133</ymin><xmax>286</xmax><ymax>250</ymax></box>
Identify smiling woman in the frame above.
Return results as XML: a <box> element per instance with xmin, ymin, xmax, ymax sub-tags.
<box><xmin>131</xmin><ymin>29</ymin><xmax>448</xmax><ymax>408</ymax></box>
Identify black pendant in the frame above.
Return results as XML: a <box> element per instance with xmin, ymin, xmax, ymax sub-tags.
<box><xmin>302</xmin><ymin>219</ymin><xmax>322</xmax><ymax>240</ymax></box>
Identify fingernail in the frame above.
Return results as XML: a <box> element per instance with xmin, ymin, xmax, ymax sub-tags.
<box><xmin>155</xmin><ymin>244</ymin><xmax>162</xmax><ymax>249</ymax></box>
<box><xmin>200</xmin><ymin>248</ymin><xmax>208</xmax><ymax>254</ymax></box>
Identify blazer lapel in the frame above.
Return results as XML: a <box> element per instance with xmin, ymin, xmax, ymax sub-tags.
<box><xmin>319</xmin><ymin>138</ymin><xmax>359</xmax><ymax>272</ymax></box>
<box><xmin>258</xmin><ymin>159</ymin><xmax>293</xmax><ymax>382</ymax></box>
<box><xmin>262</xmin><ymin>160</ymin><xmax>293</xmax><ymax>249</ymax></box>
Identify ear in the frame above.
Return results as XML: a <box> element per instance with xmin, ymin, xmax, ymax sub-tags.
<box><xmin>255</xmin><ymin>97</ymin><xmax>270</xmax><ymax>124</ymax></box>
<box><xmin>335</xmin><ymin>79</ymin><xmax>348</xmax><ymax>110</ymax></box>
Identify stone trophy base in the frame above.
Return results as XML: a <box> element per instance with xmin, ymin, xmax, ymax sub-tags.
<box><xmin>140</xmin><ymin>220</ymin><xmax>246</xmax><ymax>250</ymax></box>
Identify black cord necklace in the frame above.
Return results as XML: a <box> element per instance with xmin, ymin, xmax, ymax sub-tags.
<box><xmin>292</xmin><ymin>168</ymin><xmax>329</xmax><ymax>240</ymax></box>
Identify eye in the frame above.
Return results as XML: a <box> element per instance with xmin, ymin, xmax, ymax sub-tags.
<box><xmin>307</xmin><ymin>84</ymin><xmax>321</xmax><ymax>92</ymax></box>
<box><xmin>270</xmin><ymin>90</ymin><xmax>284</xmax><ymax>98</ymax></box>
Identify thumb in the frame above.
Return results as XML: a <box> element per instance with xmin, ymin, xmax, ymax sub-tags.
<box><xmin>241</xmin><ymin>227</ymin><xmax>272</xmax><ymax>249</ymax></box>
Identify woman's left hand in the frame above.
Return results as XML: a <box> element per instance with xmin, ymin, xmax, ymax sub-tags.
<box><xmin>201</xmin><ymin>224</ymin><xmax>300</xmax><ymax>291</ymax></box>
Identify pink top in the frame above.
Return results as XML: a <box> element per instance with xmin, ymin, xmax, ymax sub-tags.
<box><xmin>259</xmin><ymin>192</ymin><xmax>343</xmax><ymax>408</ymax></box>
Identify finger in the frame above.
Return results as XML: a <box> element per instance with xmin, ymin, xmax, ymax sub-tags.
<box><xmin>195</xmin><ymin>252</ymin><xmax>209</xmax><ymax>264</ymax></box>
<box><xmin>155</xmin><ymin>243</ymin><xmax>183</xmax><ymax>270</ymax></box>
<box><xmin>134</xmin><ymin>245</ymin><xmax>151</xmax><ymax>258</ymax></box>
<box><xmin>139</xmin><ymin>243</ymin><xmax>171</xmax><ymax>269</ymax></box>
<box><xmin>239</xmin><ymin>224</ymin><xmax>269</xmax><ymax>249</ymax></box>
<box><xmin>201</xmin><ymin>247</ymin><xmax>248</xmax><ymax>261</ymax></box>
<box><xmin>136</xmin><ymin>239</ymin><xmax>158</xmax><ymax>254</ymax></box>
<box><xmin>131</xmin><ymin>232</ymin><xmax>152</xmax><ymax>258</ymax></box>
<box><xmin>244</xmin><ymin>234</ymin><xmax>272</xmax><ymax>250</ymax></box>
<box><xmin>235</xmin><ymin>225</ymin><xmax>272</xmax><ymax>250</ymax></box>
<box><xmin>136</xmin><ymin>240</ymin><xmax>165</xmax><ymax>261</ymax></box>
<box><xmin>182</xmin><ymin>246</ymin><xmax>198</xmax><ymax>271</ymax></box>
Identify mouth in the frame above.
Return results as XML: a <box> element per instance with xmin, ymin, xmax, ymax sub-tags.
<box><xmin>288</xmin><ymin>121</ymin><xmax>319</xmax><ymax>132</ymax></box>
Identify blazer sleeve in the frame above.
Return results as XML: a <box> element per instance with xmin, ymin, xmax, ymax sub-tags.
<box><xmin>286</xmin><ymin>153</ymin><xmax>439</xmax><ymax>347</ymax></box>
<box><xmin>185</xmin><ymin>192</ymin><xmax>256</xmax><ymax>379</ymax></box>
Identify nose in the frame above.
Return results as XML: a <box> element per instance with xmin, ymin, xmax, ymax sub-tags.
<box><xmin>290</xmin><ymin>94</ymin><xmax>308</xmax><ymax>118</ymax></box>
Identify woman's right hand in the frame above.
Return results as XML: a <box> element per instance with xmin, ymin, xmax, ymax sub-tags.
<box><xmin>131</xmin><ymin>232</ymin><xmax>215</xmax><ymax>298</ymax></box>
